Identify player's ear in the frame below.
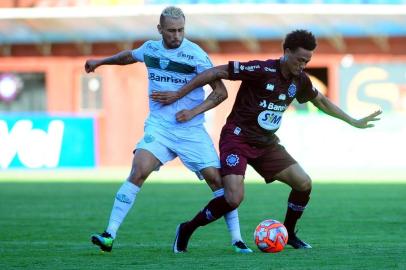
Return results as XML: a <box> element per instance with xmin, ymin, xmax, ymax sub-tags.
<box><xmin>283</xmin><ymin>48</ymin><xmax>292</xmax><ymax>61</ymax></box>
<box><xmin>157</xmin><ymin>24</ymin><xmax>162</xmax><ymax>34</ymax></box>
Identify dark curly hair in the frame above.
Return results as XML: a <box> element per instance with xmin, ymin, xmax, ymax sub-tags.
<box><xmin>283</xmin><ymin>30</ymin><xmax>317</xmax><ymax>52</ymax></box>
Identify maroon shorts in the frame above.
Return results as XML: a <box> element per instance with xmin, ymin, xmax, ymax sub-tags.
<box><xmin>219</xmin><ymin>125</ymin><xmax>297</xmax><ymax>183</ymax></box>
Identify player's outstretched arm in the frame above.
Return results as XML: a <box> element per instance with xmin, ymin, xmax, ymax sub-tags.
<box><xmin>84</xmin><ymin>50</ymin><xmax>137</xmax><ymax>73</ymax></box>
<box><xmin>151</xmin><ymin>64</ymin><xmax>229</xmax><ymax>105</ymax></box>
<box><xmin>175</xmin><ymin>79</ymin><xmax>228</xmax><ymax>123</ymax></box>
<box><xmin>311</xmin><ymin>92</ymin><xmax>382</xmax><ymax>128</ymax></box>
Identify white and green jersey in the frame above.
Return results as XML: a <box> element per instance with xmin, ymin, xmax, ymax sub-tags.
<box><xmin>131</xmin><ymin>38</ymin><xmax>213</xmax><ymax>128</ymax></box>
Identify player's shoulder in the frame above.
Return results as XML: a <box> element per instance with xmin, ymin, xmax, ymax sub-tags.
<box><xmin>234</xmin><ymin>58</ymin><xmax>277</xmax><ymax>74</ymax></box>
<box><xmin>262</xmin><ymin>59</ymin><xmax>279</xmax><ymax>70</ymax></box>
<box><xmin>181</xmin><ymin>39</ymin><xmax>208</xmax><ymax>57</ymax></box>
<box><xmin>296</xmin><ymin>71</ymin><xmax>313</xmax><ymax>90</ymax></box>
<box><xmin>298</xmin><ymin>71</ymin><xmax>312</xmax><ymax>83</ymax></box>
<box><xmin>137</xmin><ymin>40</ymin><xmax>161</xmax><ymax>52</ymax></box>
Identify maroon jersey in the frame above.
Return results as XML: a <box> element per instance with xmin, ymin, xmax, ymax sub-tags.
<box><xmin>225</xmin><ymin>59</ymin><xmax>318</xmax><ymax>146</ymax></box>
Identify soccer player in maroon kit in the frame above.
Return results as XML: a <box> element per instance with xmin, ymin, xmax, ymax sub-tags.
<box><xmin>152</xmin><ymin>29</ymin><xmax>382</xmax><ymax>252</ymax></box>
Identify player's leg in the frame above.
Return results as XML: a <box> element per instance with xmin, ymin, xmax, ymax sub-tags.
<box><xmin>173</xmin><ymin>174</ymin><xmax>245</xmax><ymax>253</ymax></box>
<box><xmin>91</xmin><ymin>149</ymin><xmax>161</xmax><ymax>252</ymax></box>
<box><xmin>200</xmin><ymin>167</ymin><xmax>252</xmax><ymax>253</ymax></box>
<box><xmin>92</xmin><ymin>125</ymin><xmax>176</xmax><ymax>252</ymax></box>
<box><xmin>106</xmin><ymin>149</ymin><xmax>162</xmax><ymax>238</ymax></box>
<box><xmin>274</xmin><ymin>163</ymin><xmax>312</xmax><ymax>249</ymax></box>
<box><xmin>250</xmin><ymin>144</ymin><xmax>311</xmax><ymax>249</ymax></box>
<box><xmin>173</xmin><ymin>125</ymin><xmax>251</xmax><ymax>252</ymax></box>
<box><xmin>173</xmin><ymin>125</ymin><xmax>250</xmax><ymax>252</ymax></box>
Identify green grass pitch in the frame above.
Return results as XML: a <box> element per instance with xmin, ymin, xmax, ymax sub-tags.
<box><xmin>1</xmin><ymin>180</ymin><xmax>405</xmax><ymax>270</ymax></box>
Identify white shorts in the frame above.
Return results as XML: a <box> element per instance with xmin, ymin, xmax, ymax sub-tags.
<box><xmin>135</xmin><ymin>123</ymin><xmax>220</xmax><ymax>179</ymax></box>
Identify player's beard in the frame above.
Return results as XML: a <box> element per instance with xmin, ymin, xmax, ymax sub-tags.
<box><xmin>168</xmin><ymin>39</ymin><xmax>182</xmax><ymax>49</ymax></box>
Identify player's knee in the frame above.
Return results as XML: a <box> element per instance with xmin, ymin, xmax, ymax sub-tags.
<box><xmin>225</xmin><ymin>193</ymin><xmax>243</xmax><ymax>209</ymax></box>
<box><xmin>297</xmin><ymin>175</ymin><xmax>312</xmax><ymax>192</ymax></box>
<box><xmin>205</xmin><ymin>177</ymin><xmax>223</xmax><ymax>191</ymax></box>
<box><xmin>127</xmin><ymin>167</ymin><xmax>148</xmax><ymax>186</ymax></box>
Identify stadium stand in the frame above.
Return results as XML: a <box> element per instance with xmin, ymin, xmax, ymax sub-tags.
<box><xmin>0</xmin><ymin>0</ymin><xmax>406</xmax><ymax>7</ymax></box>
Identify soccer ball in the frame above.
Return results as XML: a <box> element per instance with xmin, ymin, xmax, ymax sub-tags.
<box><xmin>254</xmin><ymin>219</ymin><xmax>288</xmax><ymax>253</ymax></box>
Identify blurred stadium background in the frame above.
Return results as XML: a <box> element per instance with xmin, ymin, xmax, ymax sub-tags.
<box><xmin>0</xmin><ymin>0</ymin><xmax>405</xmax><ymax>181</ymax></box>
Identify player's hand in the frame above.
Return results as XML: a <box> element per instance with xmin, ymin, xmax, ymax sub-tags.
<box><xmin>85</xmin><ymin>60</ymin><xmax>99</xmax><ymax>73</ymax></box>
<box><xmin>351</xmin><ymin>109</ymin><xmax>382</xmax><ymax>128</ymax></box>
<box><xmin>175</xmin><ymin>109</ymin><xmax>194</xmax><ymax>123</ymax></box>
<box><xmin>150</xmin><ymin>91</ymin><xmax>180</xmax><ymax>105</ymax></box>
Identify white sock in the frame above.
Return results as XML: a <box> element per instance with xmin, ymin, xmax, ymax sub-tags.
<box><xmin>213</xmin><ymin>188</ymin><xmax>243</xmax><ymax>244</ymax></box>
<box><xmin>106</xmin><ymin>181</ymin><xmax>140</xmax><ymax>239</ymax></box>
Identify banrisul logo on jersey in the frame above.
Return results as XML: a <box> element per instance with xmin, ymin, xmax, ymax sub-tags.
<box><xmin>149</xmin><ymin>73</ymin><xmax>188</xmax><ymax>84</ymax></box>
<box><xmin>257</xmin><ymin>111</ymin><xmax>283</xmax><ymax>131</ymax></box>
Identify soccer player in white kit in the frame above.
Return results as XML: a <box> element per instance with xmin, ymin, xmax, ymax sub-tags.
<box><xmin>84</xmin><ymin>6</ymin><xmax>251</xmax><ymax>253</ymax></box>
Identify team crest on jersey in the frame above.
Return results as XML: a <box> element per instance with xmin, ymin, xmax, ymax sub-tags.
<box><xmin>159</xmin><ymin>59</ymin><xmax>170</xmax><ymax>69</ymax></box>
<box><xmin>288</xmin><ymin>83</ymin><xmax>297</xmax><ymax>98</ymax></box>
<box><xmin>226</xmin><ymin>154</ymin><xmax>239</xmax><ymax>167</ymax></box>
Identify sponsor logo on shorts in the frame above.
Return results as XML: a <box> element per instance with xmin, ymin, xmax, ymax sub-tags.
<box><xmin>226</xmin><ymin>154</ymin><xmax>239</xmax><ymax>167</ymax></box>
<box><xmin>233</xmin><ymin>127</ymin><xmax>241</xmax><ymax>135</ymax></box>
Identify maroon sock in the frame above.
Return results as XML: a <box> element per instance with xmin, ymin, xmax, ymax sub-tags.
<box><xmin>283</xmin><ymin>189</ymin><xmax>311</xmax><ymax>234</ymax></box>
<box><xmin>184</xmin><ymin>196</ymin><xmax>235</xmax><ymax>234</ymax></box>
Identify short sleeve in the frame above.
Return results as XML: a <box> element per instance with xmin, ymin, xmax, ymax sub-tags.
<box><xmin>296</xmin><ymin>73</ymin><xmax>319</xmax><ymax>103</ymax></box>
<box><xmin>195</xmin><ymin>53</ymin><xmax>214</xmax><ymax>74</ymax></box>
<box><xmin>131</xmin><ymin>41</ymin><xmax>149</xmax><ymax>62</ymax></box>
<box><xmin>227</xmin><ymin>60</ymin><xmax>265</xmax><ymax>81</ymax></box>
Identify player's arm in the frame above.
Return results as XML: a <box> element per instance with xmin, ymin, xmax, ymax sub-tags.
<box><xmin>85</xmin><ymin>50</ymin><xmax>137</xmax><ymax>73</ymax></box>
<box><xmin>151</xmin><ymin>65</ymin><xmax>229</xmax><ymax>105</ymax></box>
<box><xmin>175</xmin><ymin>79</ymin><xmax>228</xmax><ymax>122</ymax></box>
<box><xmin>311</xmin><ymin>92</ymin><xmax>382</xmax><ymax>128</ymax></box>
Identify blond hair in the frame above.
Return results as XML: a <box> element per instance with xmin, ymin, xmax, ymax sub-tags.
<box><xmin>160</xmin><ymin>6</ymin><xmax>185</xmax><ymax>25</ymax></box>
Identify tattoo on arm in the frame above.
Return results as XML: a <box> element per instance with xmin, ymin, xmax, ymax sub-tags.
<box><xmin>207</xmin><ymin>91</ymin><xmax>226</xmax><ymax>105</ymax></box>
<box><xmin>102</xmin><ymin>50</ymin><xmax>135</xmax><ymax>65</ymax></box>
<box><xmin>213</xmin><ymin>69</ymin><xmax>229</xmax><ymax>79</ymax></box>
<box><xmin>115</xmin><ymin>51</ymin><xmax>136</xmax><ymax>65</ymax></box>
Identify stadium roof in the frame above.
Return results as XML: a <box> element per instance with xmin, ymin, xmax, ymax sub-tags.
<box><xmin>0</xmin><ymin>4</ymin><xmax>405</xmax><ymax>52</ymax></box>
